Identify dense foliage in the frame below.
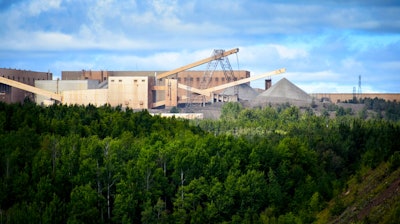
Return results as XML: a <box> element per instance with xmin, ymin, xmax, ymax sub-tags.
<box><xmin>0</xmin><ymin>101</ymin><xmax>399</xmax><ymax>223</ymax></box>
<box><xmin>346</xmin><ymin>97</ymin><xmax>400</xmax><ymax>121</ymax></box>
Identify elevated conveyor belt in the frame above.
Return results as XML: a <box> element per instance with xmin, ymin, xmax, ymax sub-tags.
<box><xmin>178</xmin><ymin>68</ymin><xmax>286</xmax><ymax>97</ymax></box>
<box><xmin>0</xmin><ymin>77</ymin><xmax>62</xmax><ymax>102</ymax></box>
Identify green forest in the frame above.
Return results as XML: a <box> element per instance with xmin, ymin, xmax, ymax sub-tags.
<box><xmin>0</xmin><ymin>100</ymin><xmax>399</xmax><ymax>223</ymax></box>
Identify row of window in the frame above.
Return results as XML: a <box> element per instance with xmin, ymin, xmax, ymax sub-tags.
<box><xmin>110</xmin><ymin>79</ymin><xmax>146</xmax><ymax>83</ymax></box>
<box><xmin>158</xmin><ymin>77</ymin><xmax>242</xmax><ymax>82</ymax></box>
<box><xmin>177</xmin><ymin>77</ymin><xmax>238</xmax><ymax>82</ymax></box>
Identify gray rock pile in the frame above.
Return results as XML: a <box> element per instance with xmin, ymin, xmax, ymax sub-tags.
<box><xmin>251</xmin><ymin>78</ymin><xmax>312</xmax><ymax>107</ymax></box>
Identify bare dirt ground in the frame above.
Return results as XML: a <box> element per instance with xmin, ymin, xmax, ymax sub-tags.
<box><xmin>357</xmin><ymin>176</ymin><xmax>400</xmax><ymax>220</ymax></box>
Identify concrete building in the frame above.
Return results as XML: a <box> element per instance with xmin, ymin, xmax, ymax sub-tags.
<box><xmin>0</xmin><ymin>68</ymin><xmax>52</xmax><ymax>103</ymax></box>
<box><xmin>35</xmin><ymin>79</ymin><xmax>99</xmax><ymax>105</ymax></box>
<box><xmin>107</xmin><ymin>76</ymin><xmax>154</xmax><ymax>109</ymax></box>
<box><xmin>37</xmin><ymin>76</ymin><xmax>155</xmax><ymax>109</ymax></box>
<box><xmin>62</xmin><ymin>70</ymin><xmax>250</xmax><ymax>104</ymax></box>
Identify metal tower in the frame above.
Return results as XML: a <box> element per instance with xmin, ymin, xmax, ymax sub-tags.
<box><xmin>187</xmin><ymin>49</ymin><xmax>238</xmax><ymax>109</ymax></box>
<box><xmin>201</xmin><ymin>49</ymin><xmax>238</xmax><ymax>95</ymax></box>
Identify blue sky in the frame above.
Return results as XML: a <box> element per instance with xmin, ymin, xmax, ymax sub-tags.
<box><xmin>0</xmin><ymin>0</ymin><xmax>399</xmax><ymax>93</ymax></box>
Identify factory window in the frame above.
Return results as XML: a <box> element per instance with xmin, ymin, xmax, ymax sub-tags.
<box><xmin>184</xmin><ymin>78</ymin><xmax>187</xmax><ymax>82</ymax></box>
<box><xmin>142</xmin><ymin>79</ymin><xmax>145</xmax><ymax>82</ymax></box>
<box><xmin>222</xmin><ymin>78</ymin><xmax>225</xmax><ymax>81</ymax></box>
<box><xmin>196</xmin><ymin>77</ymin><xmax>200</xmax><ymax>82</ymax></box>
<box><xmin>190</xmin><ymin>78</ymin><xmax>193</xmax><ymax>81</ymax></box>
<box><xmin>111</xmin><ymin>80</ymin><xmax>115</xmax><ymax>82</ymax></box>
<box><xmin>0</xmin><ymin>84</ymin><xmax>11</xmax><ymax>94</ymax></box>
<box><xmin>119</xmin><ymin>80</ymin><xmax>122</xmax><ymax>82</ymax></box>
<box><xmin>215</xmin><ymin>77</ymin><xmax>219</xmax><ymax>81</ymax></box>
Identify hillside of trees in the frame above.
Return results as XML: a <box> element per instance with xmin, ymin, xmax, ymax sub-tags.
<box><xmin>0</xmin><ymin>100</ymin><xmax>399</xmax><ymax>223</ymax></box>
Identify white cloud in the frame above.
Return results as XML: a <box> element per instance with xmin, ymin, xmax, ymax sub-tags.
<box><xmin>284</xmin><ymin>71</ymin><xmax>344</xmax><ymax>82</ymax></box>
<box><xmin>150</xmin><ymin>0</ymin><xmax>178</xmax><ymax>17</ymax></box>
<box><xmin>273</xmin><ymin>45</ymin><xmax>309</xmax><ymax>60</ymax></box>
<box><xmin>27</xmin><ymin>0</ymin><xmax>62</xmax><ymax>16</ymax></box>
<box><xmin>239</xmin><ymin>44</ymin><xmax>307</xmax><ymax>64</ymax></box>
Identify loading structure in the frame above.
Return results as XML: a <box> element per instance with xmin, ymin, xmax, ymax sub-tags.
<box><xmin>186</xmin><ymin>49</ymin><xmax>238</xmax><ymax>110</ymax></box>
<box><xmin>151</xmin><ymin>48</ymin><xmax>240</xmax><ymax>108</ymax></box>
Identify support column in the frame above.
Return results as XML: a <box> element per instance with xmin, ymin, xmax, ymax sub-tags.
<box><xmin>165</xmin><ymin>79</ymin><xmax>178</xmax><ymax>107</ymax></box>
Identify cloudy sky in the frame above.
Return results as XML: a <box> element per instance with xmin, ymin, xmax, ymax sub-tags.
<box><xmin>1</xmin><ymin>0</ymin><xmax>399</xmax><ymax>93</ymax></box>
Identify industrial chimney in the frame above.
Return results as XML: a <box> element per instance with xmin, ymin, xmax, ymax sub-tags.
<box><xmin>265</xmin><ymin>79</ymin><xmax>272</xmax><ymax>90</ymax></box>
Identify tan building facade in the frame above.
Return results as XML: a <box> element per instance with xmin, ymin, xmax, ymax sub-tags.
<box><xmin>35</xmin><ymin>80</ymin><xmax>99</xmax><ymax>105</ymax></box>
<box><xmin>41</xmin><ymin>76</ymin><xmax>154</xmax><ymax>109</ymax></box>
<box><xmin>63</xmin><ymin>89</ymin><xmax>108</xmax><ymax>107</ymax></box>
<box><xmin>0</xmin><ymin>68</ymin><xmax>52</xmax><ymax>103</ymax></box>
<box><xmin>108</xmin><ymin>76</ymin><xmax>154</xmax><ymax>109</ymax></box>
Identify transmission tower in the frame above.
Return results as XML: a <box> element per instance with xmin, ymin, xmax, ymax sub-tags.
<box><xmin>358</xmin><ymin>75</ymin><xmax>362</xmax><ymax>98</ymax></box>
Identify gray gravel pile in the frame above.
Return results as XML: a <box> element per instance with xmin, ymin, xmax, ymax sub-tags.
<box><xmin>251</xmin><ymin>78</ymin><xmax>312</xmax><ymax>107</ymax></box>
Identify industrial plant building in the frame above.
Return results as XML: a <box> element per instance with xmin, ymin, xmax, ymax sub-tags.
<box><xmin>35</xmin><ymin>79</ymin><xmax>100</xmax><ymax>106</ymax></box>
<box><xmin>1</xmin><ymin>48</ymin><xmax>399</xmax><ymax>115</ymax></box>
